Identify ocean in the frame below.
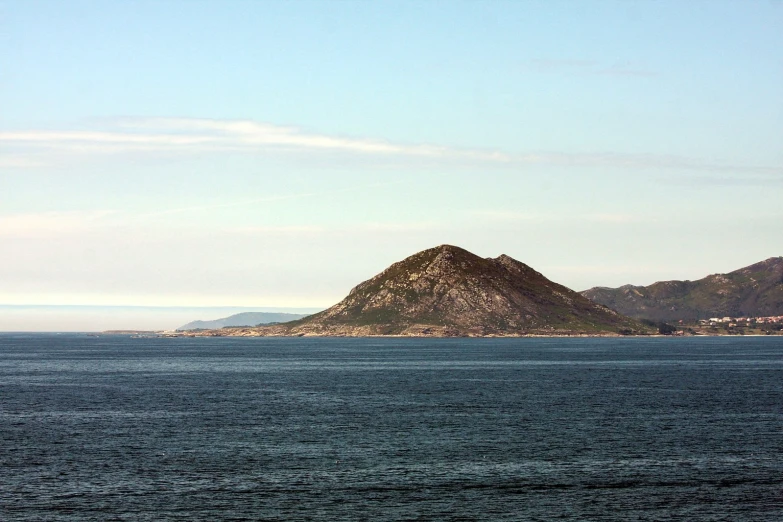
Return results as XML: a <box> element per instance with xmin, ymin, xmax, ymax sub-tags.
<box><xmin>1</xmin><ymin>334</ymin><xmax>782</xmax><ymax>520</ymax></box>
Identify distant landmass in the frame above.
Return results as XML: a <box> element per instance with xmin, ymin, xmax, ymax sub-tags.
<box><xmin>177</xmin><ymin>312</ymin><xmax>311</xmax><ymax>331</ymax></box>
<box><xmin>186</xmin><ymin>245</ymin><xmax>650</xmax><ymax>337</ymax></box>
<box><xmin>581</xmin><ymin>257</ymin><xmax>783</xmax><ymax>322</ymax></box>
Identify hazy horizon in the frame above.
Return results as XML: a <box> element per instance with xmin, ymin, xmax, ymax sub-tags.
<box><xmin>0</xmin><ymin>305</ymin><xmax>323</xmax><ymax>333</ymax></box>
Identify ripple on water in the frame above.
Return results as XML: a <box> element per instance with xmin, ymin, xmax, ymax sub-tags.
<box><xmin>1</xmin><ymin>335</ymin><xmax>782</xmax><ymax>520</ymax></box>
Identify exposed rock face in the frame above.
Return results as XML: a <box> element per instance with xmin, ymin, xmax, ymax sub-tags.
<box><xmin>581</xmin><ymin>257</ymin><xmax>783</xmax><ymax>321</ymax></box>
<box><xmin>198</xmin><ymin>245</ymin><xmax>648</xmax><ymax>337</ymax></box>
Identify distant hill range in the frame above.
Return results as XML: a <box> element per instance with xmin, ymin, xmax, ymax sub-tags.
<box><xmin>192</xmin><ymin>245</ymin><xmax>649</xmax><ymax>337</ymax></box>
<box><xmin>581</xmin><ymin>257</ymin><xmax>783</xmax><ymax>322</ymax></box>
<box><xmin>177</xmin><ymin>312</ymin><xmax>310</xmax><ymax>331</ymax></box>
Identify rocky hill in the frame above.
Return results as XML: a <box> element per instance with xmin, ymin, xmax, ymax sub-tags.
<box><xmin>581</xmin><ymin>257</ymin><xmax>783</xmax><ymax>321</ymax></box>
<box><xmin>195</xmin><ymin>245</ymin><xmax>649</xmax><ymax>337</ymax></box>
<box><xmin>177</xmin><ymin>312</ymin><xmax>310</xmax><ymax>331</ymax></box>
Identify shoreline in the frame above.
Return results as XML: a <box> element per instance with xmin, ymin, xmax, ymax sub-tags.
<box><xmin>102</xmin><ymin>330</ymin><xmax>783</xmax><ymax>339</ymax></box>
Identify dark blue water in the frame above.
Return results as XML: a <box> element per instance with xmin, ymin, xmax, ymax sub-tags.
<box><xmin>1</xmin><ymin>335</ymin><xmax>782</xmax><ymax>520</ymax></box>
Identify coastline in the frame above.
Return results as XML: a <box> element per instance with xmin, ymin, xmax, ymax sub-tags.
<box><xmin>108</xmin><ymin>329</ymin><xmax>782</xmax><ymax>339</ymax></box>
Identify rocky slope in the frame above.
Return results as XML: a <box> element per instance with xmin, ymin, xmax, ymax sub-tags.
<box><xmin>192</xmin><ymin>245</ymin><xmax>649</xmax><ymax>337</ymax></box>
<box><xmin>581</xmin><ymin>257</ymin><xmax>783</xmax><ymax>321</ymax></box>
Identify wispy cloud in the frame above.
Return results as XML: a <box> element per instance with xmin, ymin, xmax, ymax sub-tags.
<box><xmin>660</xmin><ymin>174</ymin><xmax>783</xmax><ymax>187</ymax></box>
<box><xmin>1</xmin><ymin>117</ymin><xmax>779</xmax><ymax>176</ymax></box>
<box><xmin>0</xmin><ymin>118</ymin><xmax>455</xmax><ymax>158</ymax></box>
<box><xmin>473</xmin><ymin>210</ymin><xmax>644</xmax><ymax>224</ymax></box>
<box><xmin>0</xmin><ymin>211</ymin><xmax>115</xmax><ymax>238</ymax></box>
<box><xmin>123</xmin><ymin>118</ymin><xmax>448</xmax><ymax>156</ymax></box>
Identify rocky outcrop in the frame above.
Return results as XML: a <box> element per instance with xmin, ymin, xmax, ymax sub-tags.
<box><xmin>188</xmin><ymin>245</ymin><xmax>649</xmax><ymax>337</ymax></box>
<box><xmin>581</xmin><ymin>257</ymin><xmax>783</xmax><ymax>321</ymax></box>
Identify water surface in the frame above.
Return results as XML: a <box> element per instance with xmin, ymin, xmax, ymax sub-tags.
<box><xmin>2</xmin><ymin>335</ymin><xmax>782</xmax><ymax>520</ymax></box>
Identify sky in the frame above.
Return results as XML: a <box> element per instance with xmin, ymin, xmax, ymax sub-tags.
<box><xmin>1</xmin><ymin>0</ymin><xmax>782</xmax><ymax>331</ymax></box>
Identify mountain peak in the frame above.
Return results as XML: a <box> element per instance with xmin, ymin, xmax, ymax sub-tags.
<box><xmin>432</xmin><ymin>243</ymin><xmax>466</xmax><ymax>254</ymax></box>
<box><xmin>250</xmin><ymin>245</ymin><xmax>648</xmax><ymax>336</ymax></box>
<box><xmin>420</xmin><ymin>244</ymin><xmax>481</xmax><ymax>267</ymax></box>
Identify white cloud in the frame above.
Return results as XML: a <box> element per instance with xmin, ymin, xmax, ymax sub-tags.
<box><xmin>0</xmin><ymin>119</ymin><xmax>454</xmax><ymax>158</ymax></box>
<box><xmin>1</xmin><ymin>117</ymin><xmax>780</xmax><ymax>175</ymax></box>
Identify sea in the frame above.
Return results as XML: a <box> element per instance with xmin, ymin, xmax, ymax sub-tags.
<box><xmin>1</xmin><ymin>334</ymin><xmax>782</xmax><ymax>521</ymax></box>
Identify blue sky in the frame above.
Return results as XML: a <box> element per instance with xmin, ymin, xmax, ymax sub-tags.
<box><xmin>1</xmin><ymin>1</ymin><xmax>782</xmax><ymax>330</ymax></box>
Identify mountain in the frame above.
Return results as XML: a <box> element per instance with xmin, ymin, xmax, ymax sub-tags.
<box><xmin>177</xmin><ymin>312</ymin><xmax>310</xmax><ymax>331</ymax></box>
<box><xmin>200</xmin><ymin>245</ymin><xmax>649</xmax><ymax>337</ymax></box>
<box><xmin>581</xmin><ymin>257</ymin><xmax>783</xmax><ymax>321</ymax></box>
